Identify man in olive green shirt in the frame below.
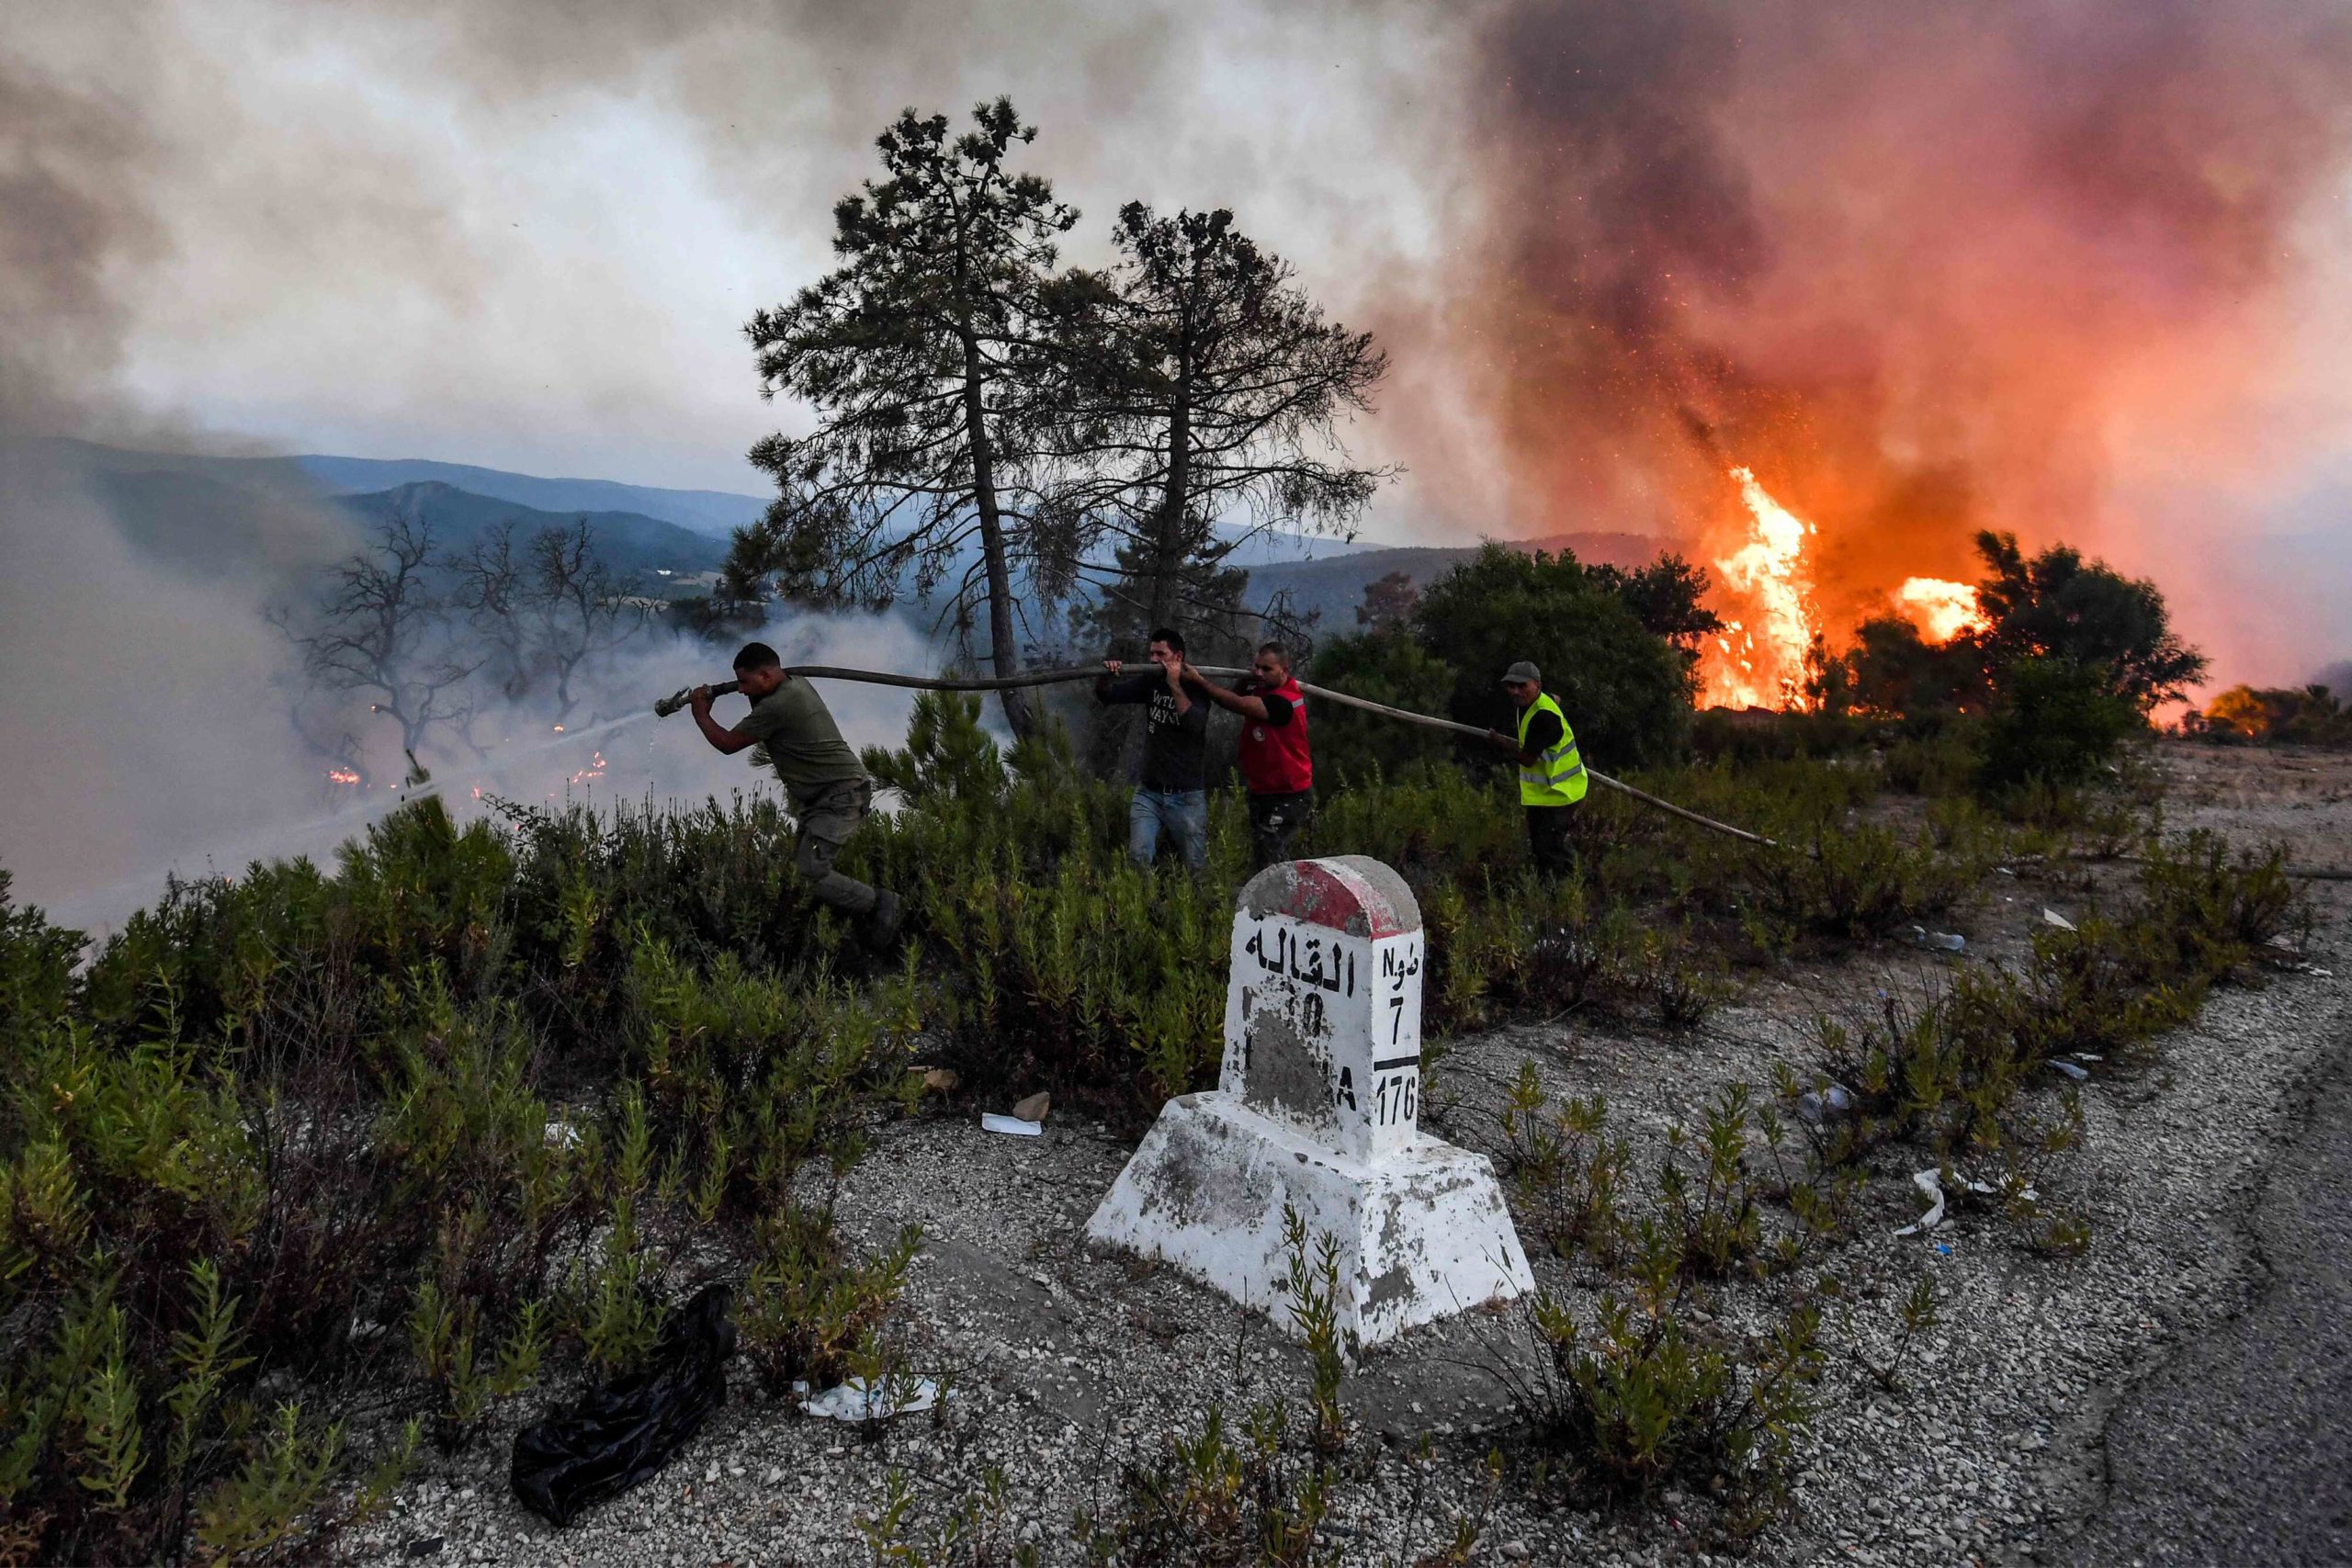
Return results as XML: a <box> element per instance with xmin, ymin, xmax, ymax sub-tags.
<box><xmin>689</xmin><ymin>641</ymin><xmax>903</xmax><ymax>950</ymax></box>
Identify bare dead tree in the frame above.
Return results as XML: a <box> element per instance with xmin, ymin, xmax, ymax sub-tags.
<box><xmin>275</xmin><ymin>514</ymin><xmax>478</xmax><ymax>760</ymax></box>
<box><xmin>521</xmin><ymin>520</ymin><xmax>646</xmax><ymax>722</ymax></box>
<box><xmin>448</xmin><ymin>518</ymin><xmax>645</xmax><ymax>723</ymax></box>
<box><xmin>449</xmin><ymin>520</ymin><xmax>530</xmax><ymax>700</ymax></box>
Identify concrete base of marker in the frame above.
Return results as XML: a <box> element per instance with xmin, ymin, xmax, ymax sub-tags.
<box><xmin>1085</xmin><ymin>1090</ymin><xmax>1534</xmax><ymax>1348</ymax></box>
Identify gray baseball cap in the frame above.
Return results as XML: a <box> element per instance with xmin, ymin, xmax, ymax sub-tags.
<box><xmin>1500</xmin><ymin>660</ymin><xmax>1542</xmax><ymax>684</ymax></box>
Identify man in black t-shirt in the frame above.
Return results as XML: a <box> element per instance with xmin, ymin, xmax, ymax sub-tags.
<box><xmin>1095</xmin><ymin>626</ymin><xmax>1210</xmax><ymax>870</ymax></box>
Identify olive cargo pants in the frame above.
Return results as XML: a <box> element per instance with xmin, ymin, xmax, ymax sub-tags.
<box><xmin>794</xmin><ymin>779</ymin><xmax>881</xmax><ymax>917</ymax></box>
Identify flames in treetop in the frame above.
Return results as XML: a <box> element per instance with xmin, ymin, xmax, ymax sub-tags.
<box><xmin>1892</xmin><ymin>578</ymin><xmax>1990</xmax><ymax>644</ymax></box>
<box><xmin>1695</xmin><ymin>468</ymin><xmax>1994</xmax><ymax>711</ymax></box>
<box><xmin>1698</xmin><ymin>468</ymin><xmax>1821</xmax><ymax>711</ymax></box>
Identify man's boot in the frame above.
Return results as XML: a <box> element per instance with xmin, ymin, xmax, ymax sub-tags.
<box><xmin>864</xmin><ymin>889</ymin><xmax>904</xmax><ymax>953</ymax></box>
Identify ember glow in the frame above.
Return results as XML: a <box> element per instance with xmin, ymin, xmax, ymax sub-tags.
<box><xmin>326</xmin><ymin>768</ymin><xmax>360</xmax><ymax>785</ymax></box>
<box><xmin>1893</xmin><ymin>579</ymin><xmax>1990</xmax><ymax>645</ymax></box>
<box><xmin>1698</xmin><ymin>468</ymin><xmax>1820</xmax><ymax>711</ymax></box>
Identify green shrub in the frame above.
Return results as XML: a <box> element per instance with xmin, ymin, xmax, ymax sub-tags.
<box><xmin>739</xmin><ymin>1212</ymin><xmax>919</xmax><ymax>1396</ymax></box>
<box><xmin>1977</xmin><ymin>656</ymin><xmax>2143</xmax><ymax>796</ymax></box>
<box><xmin>1510</xmin><ymin>1278</ymin><xmax>1820</xmax><ymax>1516</ymax></box>
<box><xmin>1499</xmin><ymin>1065</ymin><xmax>1631</xmax><ymax>1267</ymax></box>
<box><xmin>1306</xmin><ymin>629</ymin><xmax>1459</xmax><ymax>788</ymax></box>
<box><xmin>1273</xmin><ymin>1209</ymin><xmax>1351</xmax><ymax>1455</ymax></box>
<box><xmin>1072</xmin><ymin>1402</ymin><xmax>1335</xmax><ymax>1565</ymax></box>
<box><xmin>1413</xmin><ymin>543</ymin><xmax>1695</xmax><ymax>769</ymax></box>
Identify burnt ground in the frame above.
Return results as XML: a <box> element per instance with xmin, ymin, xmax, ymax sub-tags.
<box><xmin>343</xmin><ymin>739</ymin><xmax>2352</xmax><ymax>1568</ymax></box>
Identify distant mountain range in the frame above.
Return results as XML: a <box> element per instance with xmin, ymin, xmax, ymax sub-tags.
<box><xmin>334</xmin><ymin>481</ymin><xmax>729</xmax><ymax>583</ymax></box>
<box><xmin>283</xmin><ymin>455</ymin><xmax>772</xmax><ymax>538</ymax></box>
<box><xmin>30</xmin><ymin>436</ymin><xmax>1679</xmax><ymax>625</ymax></box>
<box><xmin>35</xmin><ymin>438</ymin><xmax>769</xmax><ymax>540</ymax></box>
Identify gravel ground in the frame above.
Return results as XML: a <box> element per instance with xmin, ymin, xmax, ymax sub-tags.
<box><xmin>338</xmin><ymin>741</ymin><xmax>2352</xmax><ymax>1568</ymax></box>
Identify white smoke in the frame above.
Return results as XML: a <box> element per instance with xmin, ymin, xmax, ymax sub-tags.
<box><xmin>28</xmin><ymin>603</ymin><xmax>939</xmax><ymax>939</ymax></box>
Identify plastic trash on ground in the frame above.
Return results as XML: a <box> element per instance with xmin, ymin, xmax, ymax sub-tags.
<box><xmin>2048</xmin><ymin>1058</ymin><xmax>2091</xmax><ymax>1081</ymax></box>
<box><xmin>511</xmin><ymin>1285</ymin><xmax>735</xmax><ymax>1527</ymax></box>
<box><xmin>1796</xmin><ymin>1083</ymin><xmax>1856</xmax><ymax>1123</ymax></box>
<box><xmin>1907</xmin><ymin>925</ymin><xmax>1966</xmax><ymax>953</ymax></box>
<box><xmin>2041</xmin><ymin>908</ymin><xmax>2076</xmax><ymax>931</ymax></box>
<box><xmin>1894</xmin><ymin>1168</ymin><xmax>1950</xmax><ymax>1235</ymax></box>
<box><xmin>794</xmin><ymin>1375</ymin><xmax>944</xmax><ymax>1422</ymax></box>
<box><xmin>981</xmin><ymin>1112</ymin><xmax>1042</xmax><ymax>1136</ymax></box>
<box><xmin>1895</xmin><ymin>1168</ymin><xmax>2035</xmax><ymax>1236</ymax></box>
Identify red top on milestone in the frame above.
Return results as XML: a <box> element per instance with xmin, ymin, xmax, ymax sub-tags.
<box><xmin>1238</xmin><ymin>676</ymin><xmax>1312</xmax><ymax>795</ymax></box>
<box><xmin>1245</xmin><ymin>857</ymin><xmax>1418</xmax><ymax>941</ymax></box>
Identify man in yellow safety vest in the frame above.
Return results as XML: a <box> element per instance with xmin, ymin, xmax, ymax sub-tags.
<box><xmin>1486</xmin><ymin>660</ymin><xmax>1587</xmax><ymax>877</ymax></box>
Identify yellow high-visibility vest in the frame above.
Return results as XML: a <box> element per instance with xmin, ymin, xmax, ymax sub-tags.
<box><xmin>1517</xmin><ymin>693</ymin><xmax>1588</xmax><ymax>807</ymax></box>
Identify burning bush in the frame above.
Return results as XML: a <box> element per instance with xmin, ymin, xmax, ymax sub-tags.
<box><xmin>2191</xmin><ymin>683</ymin><xmax>2352</xmax><ymax>747</ymax></box>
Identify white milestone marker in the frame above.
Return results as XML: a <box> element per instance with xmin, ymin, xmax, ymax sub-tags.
<box><xmin>1088</xmin><ymin>857</ymin><xmax>1532</xmax><ymax>1347</ymax></box>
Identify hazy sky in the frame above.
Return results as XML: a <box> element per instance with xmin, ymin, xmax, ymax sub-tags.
<box><xmin>12</xmin><ymin>0</ymin><xmax>1474</xmax><ymax>505</ymax></box>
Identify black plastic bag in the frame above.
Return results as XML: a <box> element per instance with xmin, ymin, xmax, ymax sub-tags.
<box><xmin>510</xmin><ymin>1284</ymin><xmax>736</xmax><ymax>1527</ymax></box>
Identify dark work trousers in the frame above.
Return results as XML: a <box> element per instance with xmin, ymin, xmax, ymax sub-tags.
<box><xmin>1247</xmin><ymin>789</ymin><xmax>1316</xmax><ymax>869</ymax></box>
<box><xmin>792</xmin><ymin>779</ymin><xmax>881</xmax><ymax>917</ymax></box>
<box><xmin>1524</xmin><ymin>805</ymin><xmax>1577</xmax><ymax>879</ymax></box>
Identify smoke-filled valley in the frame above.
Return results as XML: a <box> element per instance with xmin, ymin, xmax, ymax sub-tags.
<box><xmin>0</xmin><ymin>435</ymin><xmax>944</xmax><ymax>927</ymax></box>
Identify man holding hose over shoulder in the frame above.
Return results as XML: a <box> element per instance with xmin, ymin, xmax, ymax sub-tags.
<box><xmin>689</xmin><ymin>641</ymin><xmax>903</xmax><ymax>951</ymax></box>
<box><xmin>1184</xmin><ymin>642</ymin><xmax>1314</xmax><ymax>869</ymax></box>
<box><xmin>1096</xmin><ymin>628</ymin><xmax>1211</xmax><ymax>871</ymax></box>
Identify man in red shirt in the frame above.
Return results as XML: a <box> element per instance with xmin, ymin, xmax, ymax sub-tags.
<box><xmin>1186</xmin><ymin>642</ymin><xmax>1313</xmax><ymax>868</ymax></box>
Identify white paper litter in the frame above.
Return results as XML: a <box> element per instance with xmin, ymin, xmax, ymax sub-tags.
<box><xmin>2047</xmin><ymin>1058</ymin><xmax>2090</xmax><ymax>1081</ymax></box>
<box><xmin>793</xmin><ymin>1376</ymin><xmax>944</xmax><ymax>1422</ymax></box>
<box><xmin>1895</xmin><ymin>1168</ymin><xmax>2030</xmax><ymax>1236</ymax></box>
<box><xmin>981</xmin><ymin>1112</ymin><xmax>1042</xmax><ymax>1137</ymax></box>
<box><xmin>1894</xmin><ymin>1168</ymin><xmax>1949</xmax><ymax>1235</ymax></box>
<box><xmin>2041</xmin><ymin>908</ymin><xmax>2076</xmax><ymax>931</ymax></box>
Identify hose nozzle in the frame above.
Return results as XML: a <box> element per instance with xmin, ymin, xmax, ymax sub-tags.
<box><xmin>655</xmin><ymin>679</ymin><xmax>740</xmax><ymax>718</ymax></box>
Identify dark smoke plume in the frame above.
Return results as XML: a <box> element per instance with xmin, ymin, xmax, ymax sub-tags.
<box><xmin>1444</xmin><ymin>0</ymin><xmax>2352</xmax><ymax>645</ymax></box>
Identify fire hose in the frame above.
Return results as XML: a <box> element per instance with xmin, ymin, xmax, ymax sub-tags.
<box><xmin>656</xmin><ymin>665</ymin><xmax>1781</xmax><ymax>850</ymax></box>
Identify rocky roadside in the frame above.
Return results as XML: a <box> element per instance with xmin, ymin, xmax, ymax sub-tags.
<box><xmin>338</xmin><ymin>749</ymin><xmax>2351</xmax><ymax>1568</ymax></box>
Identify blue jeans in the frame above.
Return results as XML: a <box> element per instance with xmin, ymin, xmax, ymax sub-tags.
<box><xmin>1128</xmin><ymin>787</ymin><xmax>1208</xmax><ymax>870</ymax></box>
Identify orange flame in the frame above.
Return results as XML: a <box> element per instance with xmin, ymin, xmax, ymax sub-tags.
<box><xmin>326</xmin><ymin>768</ymin><xmax>361</xmax><ymax>785</ymax></box>
<box><xmin>1697</xmin><ymin>467</ymin><xmax>1819</xmax><ymax>710</ymax></box>
<box><xmin>1892</xmin><ymin>578</ymin><xmax>1989</xmax><ymax>644</ymax></box>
